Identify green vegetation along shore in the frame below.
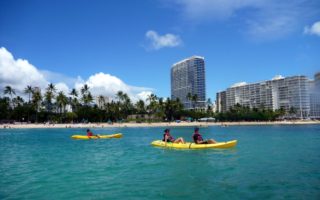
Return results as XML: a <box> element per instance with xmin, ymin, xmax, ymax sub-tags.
<box><xmin>1</xmin><ymin>84</ymin><xmax>303</xmax><ymax>124</ymax></box>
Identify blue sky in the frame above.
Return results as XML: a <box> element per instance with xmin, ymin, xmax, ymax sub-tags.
<box><xmin>0</xmin><ymin>0</ymin><xmax>320</xmax><ymax>101</ymax></box>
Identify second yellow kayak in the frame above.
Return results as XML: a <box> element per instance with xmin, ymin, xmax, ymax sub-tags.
<box><xmin>71</xmin><ymin>133</ymin><xmax>123</xmax><ymax>140</ymax></box>
<box><xmin>151</xmin><ymin>140</ymin><xmax>237</xmax><ymax>149</ymax></box>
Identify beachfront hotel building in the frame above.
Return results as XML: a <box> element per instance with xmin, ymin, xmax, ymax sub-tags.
<box><xmin>215</xmin><ymin>74</ymin><xmax>320</xmax><ymax>119</ymax></box>
<box><xmin>310</xmin><ymin>72</ymin><xmax>320</xmax><ymax>118</ymax></box>
<box><xmin>216</xmin><ymin>91</ymin><xmax>227</xmax><ymax>113</ymax></box>
<box><xmin>171</xmin><ymin>56</ymin><xmax>206</xmax><ymax>109</ymax></box>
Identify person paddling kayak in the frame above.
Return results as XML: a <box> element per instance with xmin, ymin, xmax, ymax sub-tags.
<box><xmin>87</xmin><ymin>129</ymin><xmax>100</xmax><ymax>138</ymax></box>
<box><xmin>192</xmin><ymin>127</ymin><xmax>217</xmax><ymax>144</ymax></box>
<box><xmin>163</xmin><ymin>129</ymin><xmax>185</xmax><ymax>144</ymax></box>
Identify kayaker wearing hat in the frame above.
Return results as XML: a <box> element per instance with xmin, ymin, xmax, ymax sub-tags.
<box><xmin>163</xmin><ymin>129</ymin><xmax>185</xmax><ymax>144</ymax></box>
<box><xmin>192</xmin><ymin>127</ymin><xmax>217</xmax><ymax>144</ymax></box>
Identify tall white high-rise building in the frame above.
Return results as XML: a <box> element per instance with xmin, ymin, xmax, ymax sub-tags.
<box><xmin>171</xmin><ymin>56</ymin><xmax>206</xmax><ymax>109</ymax></box>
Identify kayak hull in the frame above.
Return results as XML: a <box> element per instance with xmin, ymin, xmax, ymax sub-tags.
<box><xmin>71</xmin><ymin>133</ymin><xmax>122</xmax><ymax>140</ymax></box>
<box><xmin>151</xmin><ymin>140</ymin><xmax>237</xmax><ymax>149</ymax></box>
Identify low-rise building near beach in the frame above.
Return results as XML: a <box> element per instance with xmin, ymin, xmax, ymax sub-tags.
<box><xmin>216</xmin><ymin>73</ymin><xmax>320</xmax><ymax>119</ymax></box>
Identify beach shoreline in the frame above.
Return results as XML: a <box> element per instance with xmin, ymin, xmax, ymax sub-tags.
<box><xmin>1</xmin><ymin>120</ymin><xmax>320</xmax><ymax>129</ymax></box>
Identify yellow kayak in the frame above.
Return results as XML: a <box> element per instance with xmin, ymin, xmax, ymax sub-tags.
<box><xmin>71</xmin><ymin>133</ymin><xmax>122</xmax><ymax>140</ymax></box>
<box><xmin>151</xmin><ymin>140</ymin><xmax>237</xmax><ymax>149</ymax></box>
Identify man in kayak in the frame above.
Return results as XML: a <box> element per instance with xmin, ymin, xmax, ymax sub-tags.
<box><xmin>86</xmin><ymin>129</ymin><xmax>100</xmax><ymax>138</ymax></box>
<box><xmin>163</xmin><ymin>129</ymin><xmax>185</xmax><ymax>144</ymax></box>
<box><xmin>193</xmin><ymin>127</ymin><xmax>217</xmax><ymax>144</ymax></box>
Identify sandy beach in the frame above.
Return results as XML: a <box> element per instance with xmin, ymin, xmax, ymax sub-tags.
<box><xmin>1</xmin><ymin>120</ymin><xmax>320</xmax><ymax>129</ymax></box>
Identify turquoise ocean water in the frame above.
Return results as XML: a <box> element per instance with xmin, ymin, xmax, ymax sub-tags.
<box><xmin>1</xmin><ymin>125</ymin><xmax>320</xmax><ymax>200</ymax></box>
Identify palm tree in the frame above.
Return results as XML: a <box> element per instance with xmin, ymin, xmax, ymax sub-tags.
<box><xmin>158</xmin><ymin>97</ymin><xmax>164</xmax><ymax>107</ymax></box>
<box><xmin>191</xmin><ymin>94</ymin><xmax>198</xmax><ymax>110</ymax></box>
<box><xmin>147</xmin><ymin>93</ymin><xmax>158</xmax><ymax>104</ymax></box>
<box><xmin>146</xmin><ymin>93</ymin><xmax>158</xmax><ymax>121</ymax></box>
<box><xmin>79</xmin><ymin>84</ymin><xmax>92</xmax><ymax>122</ymax></box>
<box><xmin>289</xmin><ymin>106</ymin><xmax>297</xmax><ymax>118</ymax></box>
<box><xmin>81</xmin><ymin>84</ymin><xmax>92</xmax><ymax>106</ymax></box>
<box><xmin>164</xmin><ymin>98</ymin><xmax>173</xmax><ymax>121</ymax></box>
<box><xmin>4</xmin><ymin>85</ymin><xmax>16</xmax><ymax>99</ymax></box>
<box><xmin>122</xmin><ymin>93</ymin><xmax>130</xmax><ymax>102</ymax></box>
<box><xmin>81</xmin><ymin>84</ymin><xmax>89</xmax><ymax>96</ymax></box>
<box><xmin>186</xmin><ymin>92</ymin><xmax>192</xmax><ymax>109</ymax></box>
<box><xmin>97</xmin><ymin>95</ymin><xmax>106</xmax><ymax>109</ymax></box>
<box><xmin>122</xmin><ymin>94</ymin><xmax>133</xmax><ymax>118</ymax></box>
<box><xmin>24</xmin><ymin>85</ymin><xmax>33</xmax><ymax>103</ymax></box>
<box><xmin>45</xmin><ymin>83</ymin><xmax>56</xmax><ymax>112</ymax></box>
<box><xmin>83</xmin><ymin>92</ymin><xmax>93</xmax><ymax>106</ymax></box>
<box><xmin>69</xmin><ymin>88</ymin><xmax>79</xmax><ymax>111</ymax></box>
<box><xmin>116</xmin><ymin>91</ymin><xmax>125</xmax><ymax>103</ymax></box>
<box><xmin>135</xmin><ymin>100</ymin><xmax>145</xmax><ymax>114</ymax></box>
<box><xmin>12</xmin><ymin>96</ymin><xmax>24</xmax><ymax>107</ymax></box>
<box><xmin>167</xmin><ymin>98</ymin><xmax>184</xmax><ymax>121</ymax></box>
<box><xmin>24</xmin><ymin>85</ymin><xmax>33</xmax><ymax>122</ymax></box>
<box><xmin>46</xmin><ymin>83</ymin><xmax>57</xmax><ymax>93</ymax></box>
<box><xmin>44</xmin><ymin>91</ymin><xmax>54</xmax><ymax>111</ymax></box>
<box><xmin>4</xmin><ymin>85</ymin><xmax>16</xmax><ymax>108</ymax></box>
<box><xmin>206</xmin><ymin>98</ymin><xmax>213</xmax><ymax>113</ymax></box>
<box><xmin>110</xmin><ymin>100</ymin><xmax>121</xmax><ymax>121</ymax></box>
<box><xmin>156</xmin><ymin>97</ymin><xmax>165</xmax><ymax>120</ymax></box>
<box><xmin>173</xmin><ymin>98</ymin><xmax>183</xmax><ymax>112</ymax></box>
<box><xmin>32</xmin><ymin>90</ymin><xmax>42</xmax><ymax>122</ymax></box>
<box><xmin>115</xmin><ymin>91</ymin><xmax>132</xmax><ymax>119</ymax></box>
<box><xmin>70</xmin><ymin>88</ymin><xmax>78</xmax><ymax>97</ymax></box>
<box><xmin>56</xmin><ymin>91</ymin><xmax>68</xmax><ymax>115</ymax></box>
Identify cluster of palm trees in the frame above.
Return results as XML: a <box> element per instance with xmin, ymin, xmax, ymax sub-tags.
<box><xmin>1</xmin><ymin>83</ymin><xmax>210</xmax><ymax>123</ymax></box>
<box><xmin>2</xmin><ymin>84</ymin><xmax>286</xmax><ymax>123</ymax></box>
<box><xmin>187</xmin><ymin>92</ymin><xmax>199</xmax><ymax>109</ymax></box>
<box><xmin>2</xmin><ymin>84</ymin><xmax>75</xmax><ymax>122</ymax></box>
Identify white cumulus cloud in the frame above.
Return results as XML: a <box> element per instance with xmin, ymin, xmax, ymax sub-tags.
<box><xmin>304</xmin><ymin>21</ymin><xmax>320</xmax><ymax>36</ymax></box>
<box><xmin>55</xmin><ymin>82</ymin><xmax>70</xmax><ymax>95</ymax></box>
<box><xmin>0</xmin><ymin>47</ymin><xmax>154</xmax><ymax>102</ymax></box>
<box><xmin>0</xmin><ymin>47</ymin><xmax>48</xmax><ymax>95</ymax></box>
<box><xmin>136</xmin><ymin>91</ymin><xmax>153</xmax><ymax>102</ymax></box>
<box><xmin>145</xmin><ymin>30</ymin><xmax>182</xmax><ymax>50</ymax></box>
<box><xmin>75</xmin><ymin>72</ymin><xmax>153</xmax><ymax>102</ymax></box>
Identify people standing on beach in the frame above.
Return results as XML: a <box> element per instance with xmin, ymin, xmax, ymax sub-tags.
<box><xmin>163</xmin><ymin>129</ymin><xmax>185</xmax><ymax>144</ymax></box>
<box><xmin>87</xmin><ymin>129</ymin><xmax>100</xmax><ymax>138</ymax></box>
<box><xmin>192</xmin><ymin>127</ymin><xmax>217</xmax><ymax>144</ymax></box>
